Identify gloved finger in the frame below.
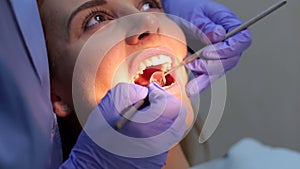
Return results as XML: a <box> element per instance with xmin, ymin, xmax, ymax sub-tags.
<box><xmin>110</xmin><ymin>83</ymin><xmax>148</xmax><ymax>111</ymax></box>
<box><xmin>198</xmin><ymin>1</ymin><xmax>252</xmax><ymax>59</ymax></box>
<box><xmin>186</xmin><ymin>74</ymin><xmax>221</xmax><ymax>97</ymax></box>
<box><xmin>191</xmin><ymin>13</ymin><xmax>226</xmax><ymax>44</ymax></box>
<box><xmin>162</xmin><ymin>0</ymin><xmax>226</xmax><ymax>44</ymax></box>
<box><xmin>185</xmin><ymin>55</ymin><xmax>241</xmax><ymax>75</ymax></box>
<box><xmin>202</xmin><ymin>29</ymin><xmax>252</xmax><ymax>60</ymax></box>
<box><xmin>121</xmin><ymin>83</ymin><xmax>169</xmax><ymax>124</ymax></box>
<box><xmin>201</xmin><ymin>1</ymin><xmax>243</xmax><ymax>32</ymax></box>
<box><xmin>147</xmin><ymin>83</ymin><xmax>182</xmax><ymax>119</ymax></box>
<box><xmin>98</xmin><ymin>83</ymin><xmax>148</xmax><ymax>126</ymax></box>
<box><xmin>119</xmin><ymin>83</ymin><xmax>186</xmax><ymax>138</ymax></box>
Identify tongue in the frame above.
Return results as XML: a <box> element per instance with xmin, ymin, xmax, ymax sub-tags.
<box><xmin>133</xmin><ymin>68</ymin><xmax>159</xmax><ymax>86</ymax></box>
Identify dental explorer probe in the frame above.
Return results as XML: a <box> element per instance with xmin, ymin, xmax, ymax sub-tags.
<box><xmin>115</xmin><ymin>99</ymin><xmax>145</xmax><ymax>130</ymax></box>
<box><xmin>115</xmin><ymin>0</ymin><xmax>287</xmax><ymax>130</ymax></box>
<box><xmin>163</xmin><ymin>0</ymin><xmax>287</xmax><ymax>77</ymax></box>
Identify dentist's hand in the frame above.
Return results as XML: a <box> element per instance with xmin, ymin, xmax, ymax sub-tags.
<box><xmin>60</xmin><ymin>83</ymin><xmax>186</xmax><ymax>169</ymax></box>
<box><xmin>162</xmin><ymin>0</ymin><xmax>252</xmax><ymax>96</ymax></box>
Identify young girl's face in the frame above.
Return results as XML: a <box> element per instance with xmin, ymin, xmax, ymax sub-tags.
<box><xmin>39</xmin><ymin>0</ymin><xmax>194</xmax><ymax>128</ymax></box>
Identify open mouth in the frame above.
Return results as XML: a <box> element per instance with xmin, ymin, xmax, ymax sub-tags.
<box><xmin>132</xmin><ymin>55</ymin><xmax>175</xmax><ymax>87</ymax></box>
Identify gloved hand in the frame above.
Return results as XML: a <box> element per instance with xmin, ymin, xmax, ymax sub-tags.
<box><xmin>162</xmin><ymin>0</ymin><xmax>252</xmax><ymax>96</ymax></box>
<box><xmin>60</xmin><ymin>83</ymin><xmax>186</xmax><ymax>169</ymax></box>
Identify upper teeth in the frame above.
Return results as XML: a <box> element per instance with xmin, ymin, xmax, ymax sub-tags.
<box><xmin>138</xmin><ymin>55</ymin><xmax>172</xmax><ymax>74</ymax></box>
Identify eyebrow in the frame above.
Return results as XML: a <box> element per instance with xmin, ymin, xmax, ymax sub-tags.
<box><xmin>67</xmin><ymin>0</ymin><xmax>107</xmax><ymax>35</ymax></box>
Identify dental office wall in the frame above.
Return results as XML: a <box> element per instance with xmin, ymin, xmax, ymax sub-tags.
<box><xmin>185</xmin><ymin>0</ymin><xmax>300</xmax><ymax>165</ymax></box>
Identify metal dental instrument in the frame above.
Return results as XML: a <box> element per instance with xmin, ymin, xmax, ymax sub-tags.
<box><xmin>115</xmin><ymin>0</ymin><xmax>287</xmax><ymax>130</ymax></box>
<box><xmin>115</xmin><ymin>99</ymin><xmax>145</xmax><ymax>130</ymax></box>
<box><xmin>164</xmin><ymin>0</ymin><xmax>287</xmax><ymax>77</ymax></box>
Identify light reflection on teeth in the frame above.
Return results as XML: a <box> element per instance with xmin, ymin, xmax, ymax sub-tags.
<box><xmin>134</xmin><ymin>74</ymin><xmax>140</xmax><ymax>80</ymax></box>
<box><xmin>161</xmin><ymin>64</ymin><xmax>171</xmax><ymax>72</ymax></box>
<box><xmin>139</xmin><ymin>63</ymin><xmax>146</xmax><ymax>74</ymax></box>
<box><xmin>151</xmin><ymin>57</ymin><xmax>159</xmax><ymax>64</ymax></box>
<box><xmin>138</xmin><ymin>55</ymin><xmax>172</xmax><ymax>72</ymax></box>
<box><xmin>145</xmin><ymin>60</ymin><xmax>152</xmax><ymax>67</ymax></box>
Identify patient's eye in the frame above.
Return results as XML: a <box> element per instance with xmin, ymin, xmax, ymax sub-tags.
<box><xmin>83</xmin><ymin>9</ymin><xmax>113</xmax><ymax>31</ymax></box>
<box><xmin>86</xmin><ymin>15</ymin><xmax>105</xmax><ymax>28</ymax></box>
<box><xmin>81</xmin><ymin>1</ymin><xmax>161</xmax><ymax>33</ymax></box>
<box><xmin>140</xmin><ymin>0</ymin><xmax>162</xmax><ymax>12</ymax></box>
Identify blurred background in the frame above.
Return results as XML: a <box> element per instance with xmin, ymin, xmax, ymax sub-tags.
<box><xmin>182</xmin><ymin>0</ymin><xmax>300</xmax><ymax>166</ymax></box>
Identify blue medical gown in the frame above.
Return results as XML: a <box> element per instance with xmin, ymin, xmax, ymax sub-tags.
<box><xmin>0</xmin><ymin>0</ymin><xmax>62</xmax><ymax>168</ymax></box>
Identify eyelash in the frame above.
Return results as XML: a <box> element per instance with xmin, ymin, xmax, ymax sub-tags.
<box><xmin>139</xmin><ymin>0</ymin><xmax>162</xmax><ymax>11</ymax></box>
<box><xmin>82</xmin><ymin>8</ymin><xmax>112</xmax><ymax>31</ymax></box>
<box><xmin>82</xmin><ymin>0</ymin><xmax>162</xmax><ymax>32</ymax></box>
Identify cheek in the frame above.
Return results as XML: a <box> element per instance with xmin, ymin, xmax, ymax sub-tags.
<box><xmin>159</xmin><ymin>19</ymin><xmax>187</xmax><ymax>60</ymax></box>
<box><xmin>94</xmin><ymin>46</ymin><xmax>127</xmax><ymax>102</ymax></box>
<box><xmin>50</xmin><ymin>45</ymin><xmax>79</xmax><ymax>106</ymax></box>
<box><xmin>94</xmin><ymin>62</ymin><xmax>115</xmax><ymax>102</ymax></box>
<box><xmin>172</xmin><ymin>40</ymin><xmax>187</xmax><ymax>61</ymax></box>
<box><xmin>160</xmin><ymin>31</ymin><xmax>187</xmax><ymax>62</ymax></box>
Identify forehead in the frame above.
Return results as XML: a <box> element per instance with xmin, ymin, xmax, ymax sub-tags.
<box><xmin>39</xmin><ymin>0</ymin><xmax>108</xmax><ymax>31</ymax></box>
<box><xmin>40</xmin><ymin>0</ymin><xmax>141</xmax><ymax>11</ymax></box>
<box><xmin>39</xmin><ymin>0</ymin><xmax>149</xmax><ymax>25</ymax></box>
<box><xmin>40</xmin><ymin>0</ymin><xmax>107</xmax><ymax>19</ymax></box>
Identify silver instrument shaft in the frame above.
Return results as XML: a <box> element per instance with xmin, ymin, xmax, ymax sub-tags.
<box><xmin>164</xmin><ymin>0</ymin><xmax>287</xmax><ymax>76</ymax></box>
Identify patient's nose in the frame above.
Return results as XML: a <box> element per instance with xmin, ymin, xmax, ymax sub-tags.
<box><xmin>125</xmin><ymin>13</ymin><xmax>160</xmax><ymax>45</ymax></box>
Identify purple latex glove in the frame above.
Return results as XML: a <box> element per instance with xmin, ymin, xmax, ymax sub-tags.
<box><xmin>61</xmin><ymin>83</ymin><xmax>186</xmax><ymax>169</ymax></box>
<box><xmin>162</xmin><ymin>0</ymin><xmax>252</xmax><ymax>96</ymax></box>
